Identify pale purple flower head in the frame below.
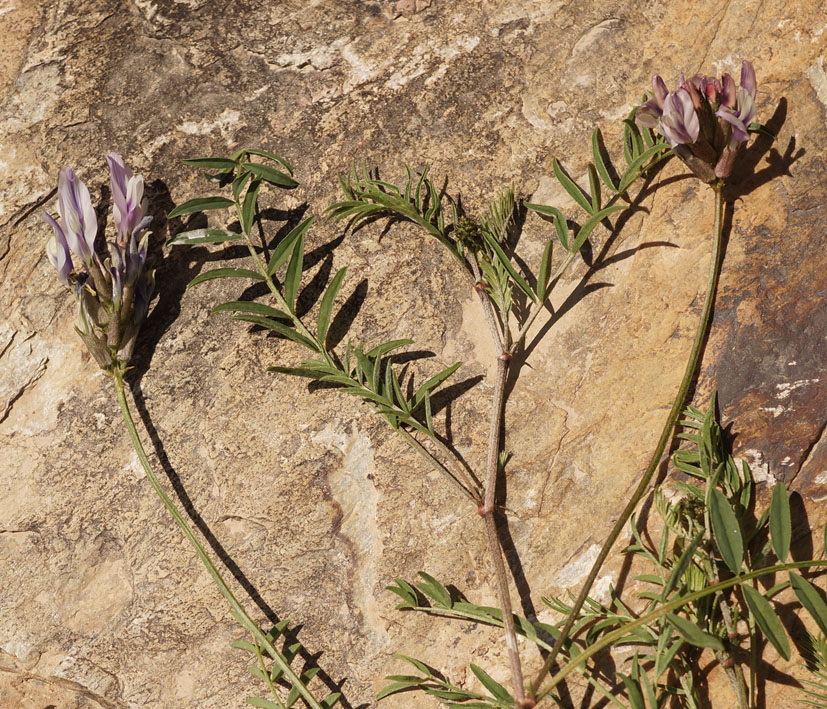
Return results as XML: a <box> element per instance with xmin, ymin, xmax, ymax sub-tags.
<box><xmin>43</xmin><ymin>154</ymin><xmax>156</xmax><ymax>371</ymax></box>
<box><xmin>636</xmin><ymin>60</ymin><xmax>760</xmax><ymax>182</ymax></box>
<box><xmin>106</xmin><ymin>152</ymin><xmax>150</xmax><ymax>246</ymax></box>
<box><xmin>56</xmin><ymin>167</ymin><xmax>98</xmax><ymax>264</ymax></box>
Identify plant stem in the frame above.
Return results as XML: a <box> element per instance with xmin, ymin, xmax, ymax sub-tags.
<box><xmin>529</xmin><ymin>183</ymin><xmax>727</xmax><ymax>702</ymax></box>
<box><xmin>112</xmin><ymin>370</ymin><xmax>324</xmax><ymax>709</ymax></box>
<box><xmin>478</xmin><ymin>354</ymin><xmax>532</xmax><ymax>707</ymax></box>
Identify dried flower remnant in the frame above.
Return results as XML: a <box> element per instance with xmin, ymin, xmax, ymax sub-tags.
<box><xmin>637</xmin><ymin>60</ymin><xmax>759</xmax><ymax>182</ymax></box>
<box><xmin>43</xmin><ymin>154</ymin><xmax>155</xmax><ymax>371</ymax></box>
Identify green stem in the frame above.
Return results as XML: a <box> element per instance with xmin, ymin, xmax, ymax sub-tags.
<box><xmin>529</xmin><ymin>183</ymin><xmax>727</xmax><ymax>701</ymax></box>
<box><xmin>112</xmin><ymin>370</ymin><xmax>323</xmax><ymax>709</ymax></box>
<box><xmin>536</xmin><ymin>559</ymin><xmax>827</xmax><ymax>700</ymax></box>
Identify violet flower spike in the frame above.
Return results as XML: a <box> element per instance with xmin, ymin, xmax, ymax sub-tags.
<box><xmin>42</xmin><ymin>212</ymin><xmax>74</xmax><ymax>286</ymax></box>
<box><xmin>715</xmin><ymin>60</ymin><xmax>757</xmax><ymax>147</ymax></box>
<box><xmin>57</xmin><ymin>168</ymin><xmax>98</xmax><ymax>265</ymax></box>
<box><xmin>106</xmin><ymin>152</ymin><xmax>147</xmax><ymax>245</ymax></box>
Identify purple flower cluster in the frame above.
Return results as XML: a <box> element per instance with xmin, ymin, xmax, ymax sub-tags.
<box><xmin>636</xmin><ymin>61</ymin><xmax>758</xmax><ymax>182</ymax></box>
<box><xmin>43</xmin><ymin>153</ymin><xmax>155</xmax><ymax>371</ymax></box>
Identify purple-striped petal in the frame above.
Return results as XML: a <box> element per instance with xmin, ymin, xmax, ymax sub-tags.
<box><xmin>740</xmin><ymin>60</ymin><xmax>757</xmax><ymax>97</ymax></box>
<box><xmin>57</xmin><ymin>168</ymin><xmax>97</xmax><ymax>264</ymax></box>
<box><xmin>720</xmin><ymin>73</ymin><xmax>736</xmax><ymax>108</ymax></box>
<box><xmin>652</xmin><ymin>75</ymin><xmax>668</xmax><ymax>109</ymax></box>
<box><xmin>716</xmin><ymin>108</ymin><xmax>750</xmax><ymax>145</ymax></box>
<box><xmin>661</xmin><ymin>88</ymin><xmax>700</xmax><ymax>146</ymax></box>
<box><xmin>43</xmin><ymin>212</ymin><xmax>74</xmax><ymax>286</ymax></box>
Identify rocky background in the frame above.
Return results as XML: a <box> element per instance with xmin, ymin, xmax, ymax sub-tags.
<box><xmin>1</xmin><ymin>0</ymin><xmax>826</xmax><ymax>707</ymax></box>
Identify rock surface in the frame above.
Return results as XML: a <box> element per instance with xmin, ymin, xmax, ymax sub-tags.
<box><xmin>1</xmin><ymin>0</ymin><xmax>826</xmax><ymax>707</ymax></box>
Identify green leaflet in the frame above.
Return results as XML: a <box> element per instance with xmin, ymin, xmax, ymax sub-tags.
<box><xmin>469</xmin><ymin>663</ymin><xmax>512</xmax><ymax>703</ymax></box>
<box><xmin>187</xmin><ymin>268</ymin><xmax>265</xmax><ymax>288</ymax></box>
<box><xmin>181</xmin><ymin>157</ymin><xmax>239</xmax><ymax>170</ymax></box>
<box><xmin>535</xmin><ymin>239</ymin><xmax>554</xmax><ymax>302</ymax></box>
<box><xmin>709</xmin><ymin>487</ymin><xmax>743</xmax><ymax>574</ymax></box>
<box><xmin>591</xmin><ymin>127</ymin><xmax>617</xmax><ymax>191</ymax></box>
<box><xmin>212</xmin><ymin>301</ymin><xmax>291</xmax><ymax>319</ymax></box>
<box><xmin>241</xmin><ymin>179</ymin><xmax>262</xmax><ymax>235</ymax></box>
<box><xmin>233</xmin><ymin>170</ymin><xmax>253</xmax><ymax>202</ymax></box>
<box><xmin>665</xmin><ymin>613</ymin><xmax>723</xmax><ymax>651</ymax></box>
<box><xmin>168</xmin><ymin>228</ymin><xmax>242</xmax><ymax>245</ymax></box>
<box><xmin>770</xmin><ymin>482</ymin><xmax>792</xmax><ymax>562</ymax></box>
<box><xmin>743</xmin><ymin>584</ymin><xmax>791</xmax><ymax>660</ymax></box>
<box><xmin>168</xmin><ymin>196</ymin><xmax>234</xmax><ymax>218</ymax></box>
<box><xmin>587</xmin><ymin>163</ymin><xmax>601</xmax><ymax>212</ymax></box>
<box><xmin>618</xmin><ymin>673</ymin><xmax>646</xmax><ymax>709</ymax></box>
<box><xmin>317</xmin><ymin>267</ymin><xmax>347</xmax><ymax>346</ymax></box>
<box><xmin>233</xmin><ymin>315</ymin><xmax>318</xmax><ymax>351</ymax></box>
<box><xmin>617</xmin><ymin>143</ymin><xmax>670</xmax><ymax>193</ymax></box>
<box><xmin>525</xmin><ymin>202</ymin><xmax>570</xmax><ymax>251</ymax></box>
<box><xmin>790</xmin><ymin>573</ymin><xmax>827</xmax><ymax>636</ymax></box>
<box><xmin>242</xmin><ymin>161</ymin><xmax>299</xmax><ymax>188</ymax></box>
<box><xmin>365</xmin><ymin>339</ymin><xmax>413</xmax><ymax>359</ymax></box>
<box><xmin>569</xmin><ymin>204</ymin><xmax>625</xmax><ymax>255</ymax></box>
<box><xmin>283</xmin><ymin>233</ymin><xmax>305</xmax><ymax>312</ymax></box>
<box><xmin>243</xmin><ymin>148</ymin><xmax>294</xmax><ymax>175</ymax></box>
<box><xmin>416</xmin><ymin>571</ymin><xmax>451</xmax><ymax>607</ymax></box>
<box><xmin>267</xmin><ymin>217</ymin><xmax>314</xmax><ymax>276</ymax></box>
<box><xmin>552</xmin><ymin>157</ymin><xmax>593</xmax><ymax>214</ymax></box>
<box><xmin>412</xmin><ymin>361</ymin><xmax>462</xmax><ymax>408</ymax></box>
<box><xmin>480</xmin><ymin>227</ymin><xmax>536</xmax><ymax>302</ymax></box>
<box><xmin>662</xmin><ymin>531</ymin><xmax>704</xmax><ymax>599</ymax></box>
